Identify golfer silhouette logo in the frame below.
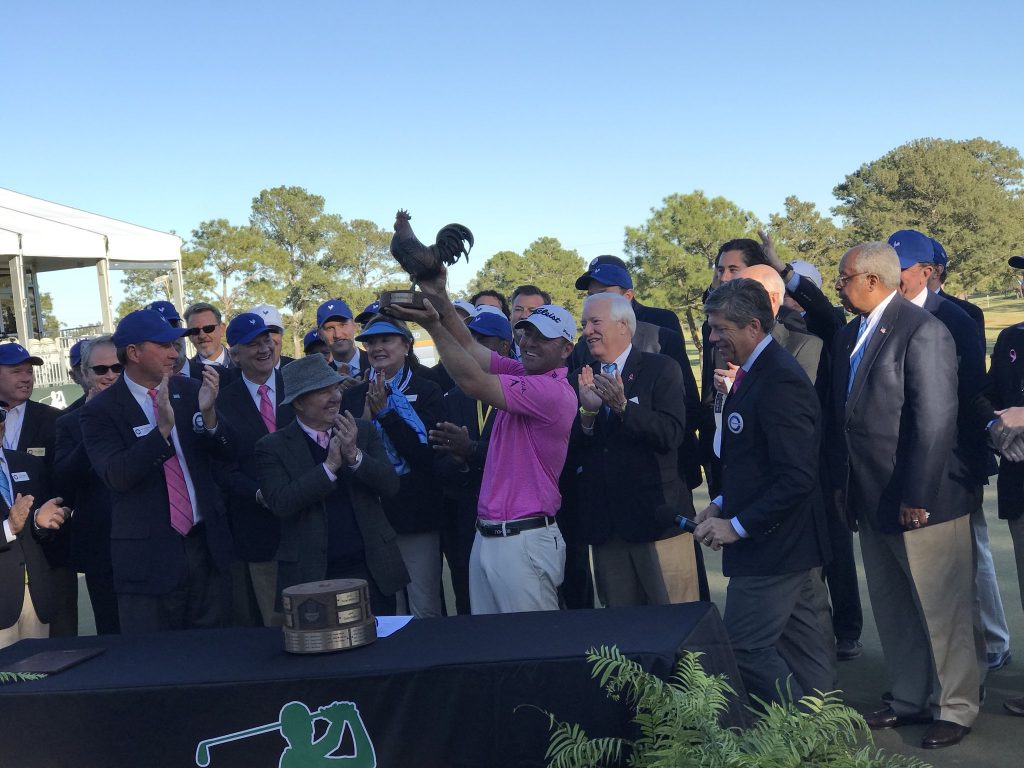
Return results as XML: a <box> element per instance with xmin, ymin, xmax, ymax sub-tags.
<box><xmin>195</xmin><ymin>700</ymin><xmax>376</xmax><ymax>767</ymax></box>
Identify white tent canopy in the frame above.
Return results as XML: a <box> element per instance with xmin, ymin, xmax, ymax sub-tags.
<box><xmin>0</xmin><ymin>188</ymin><xmax>183</xmax><ymax>343</ymax></box>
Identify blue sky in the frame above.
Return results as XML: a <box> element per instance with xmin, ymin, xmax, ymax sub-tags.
<box><xmin>4</xmin><ymin>0</ymin><xmax>1023</xmax><ymax>326</ymax></box>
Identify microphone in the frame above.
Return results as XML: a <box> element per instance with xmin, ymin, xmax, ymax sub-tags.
<box><xmin>674</xmin><ymin>515</ymin><xmax>698</xmax><ymax>534</ymax></box>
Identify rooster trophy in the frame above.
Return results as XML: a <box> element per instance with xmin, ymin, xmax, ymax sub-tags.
<box><xmin>379</xmin><ymin>210</ymin><xmax>474</xmax><ymax>310</ymax></box>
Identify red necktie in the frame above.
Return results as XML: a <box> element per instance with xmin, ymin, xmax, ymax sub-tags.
<box><xmin>258</xmin><ymin>384</ymin><xmax>276</xmax><ymax>434</ymax></box>
<box><xmin>147</xmin><ymin>389</ymin><xmax>194</xmax><ymax>536</ymax></box>
<box><xmin>732</xmin><ymin>367</ymin><xmax>747</xmax><ymax>393</ymax></box>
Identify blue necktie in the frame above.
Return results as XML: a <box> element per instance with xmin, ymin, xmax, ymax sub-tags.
<box><xmin>847</xmin><ymin>318</ymin><xmax>869</xmax><ymax>397</ymax></box>
<box><xmin>0</xmin><ymin>464</ymin><xmax>12</xmax><ymax>509</ymax></box>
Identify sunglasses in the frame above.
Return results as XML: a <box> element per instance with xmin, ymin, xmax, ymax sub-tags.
<box><xmin>90</xmin><ymin>363</ymin><xmax>124</xmax><ymax>375</ymax></box>
<box><xmin>189</xmin><ymin>324</ymin><xmax>219</xmax><ymax>335</ymax></box>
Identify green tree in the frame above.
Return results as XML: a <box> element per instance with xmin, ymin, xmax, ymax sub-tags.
<box><xmin>249</xmin><ymin>186</ymin><xmax>343</xmax><ymax>356</ymax></box>
<box><xmin>833</xmin><ymin>137</ymin><xmax>1024</xmax><ymax>294</ymax></box>
<box><xmin>467</xmin><ymin>237</ymin><xmax>586</xmax><ymax>318</ymax></box>
<box><xmin>187</xmin><ymin>219</ymin><xmax>273</xmax><ymax>317</ymax></box>
<box><xmin>768</xmin><ymin>196</ymin><xmax>853</xmax><ymax>303</ymax></box>
<box><xmin>39</xmin><ymin>292</ymin><xmax>61</xmax><ymax>337</ymax></box>
<box><xmin>624</xmin><ymin>191</ymin><xmax>761</xmax><ymax>355</ymax></box>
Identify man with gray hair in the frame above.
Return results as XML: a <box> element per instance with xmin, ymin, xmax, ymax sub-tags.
<box><xmin>564</xmin><ymin>292</ymin><xmax>697</xmax><ymax>606</ymax></box>
<box><xmin>828</xmin><ymin>241</ymin><xmax>978</xmax><ymax>749</ymax></box>
<box><xmin>694</xmin><ymin>278</ymin><xmax>832</xmax><ymax>708</ymax></box>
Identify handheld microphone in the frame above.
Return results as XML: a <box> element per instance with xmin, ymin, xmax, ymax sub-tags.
<box><xmin>674</xmin><ymin>515</ymin><xmax>698</xmax><ymax>534</ymax></box>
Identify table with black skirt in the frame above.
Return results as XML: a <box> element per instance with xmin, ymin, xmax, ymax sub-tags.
<box><xmin>0</xmin><ymin>602</ymin><xmax>745</xmax><ymax>768</ymax></box>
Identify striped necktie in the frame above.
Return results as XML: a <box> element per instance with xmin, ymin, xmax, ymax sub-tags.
<box><xmin>0</xmin><ymin>461</ymin><xmax>12</xmax><ymax>509</ymax></box>
<box><xmin>147</xmin><ymin>389</ymin><xmax>195</xmax><ymax>536</ymax></box>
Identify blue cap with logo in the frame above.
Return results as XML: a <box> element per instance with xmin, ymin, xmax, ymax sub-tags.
<box><xmin>575</xmin><ymin>257</ymin><xmax>633</xmax><ymax>291</ymax></box>
<box><xmin>145</xmin><ymin>300</ymin><xmax>182</xmax><ymax>323</ymax></box>
<box><xmin>316</xmin><ymin>299</ymin><xmax>353</xmax><ymax>327</ymax></box>
<box><xmin>303</xmin><ymin>329</ymin><xmax>323</xmax><ymax>352</ymax></box>
<box><xmin>0</xmin><ymin>342</ymin><xmax>43</xmax><ymax>366</ymax></box>
<box><xmin>355</xmin><ymin>318</ymin><xmax>414</xmax><ymax>342</ymax></box>
<box><xmin>69</xmin><ymin>339</ymin><xmax>86</xmax><ymax>368</ymax></box>
<box><xmin>112</xmin><ymin>309</ymin><xmax>188</xmax><ymax>347</ymax></box>
<box><xmin>930</xmin><ymin>238</ymin><xmax>948</xmax><ymax>269</ymax></box>
<box><xmin>355</xmin><ymin>300</ymin><xmax>381</xmax><ymax>325</ymax></box>
<box><xmin>888</xmin><ymin>229</ymin><xmax>936</xmax><ymax>270</ymax></box>
<box><xmin>226</xmin><ymin>313</ymin><xmax>272</xmax><ymax>347</ymax></box>
<box><xmin>468</xmin><ymin>312</ymin><xmax>513</xmax><ymax>341</ymax></box>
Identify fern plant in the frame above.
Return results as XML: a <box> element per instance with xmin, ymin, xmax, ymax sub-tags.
<box><xmin>537</xmin><ymin>646</ymin><xmax>930</xmax><ymax>768</ymax></box>
<box><xmin>0</xmin><ymin>671</ymin><xmax>47</xmax><ymax>684</ymax></box>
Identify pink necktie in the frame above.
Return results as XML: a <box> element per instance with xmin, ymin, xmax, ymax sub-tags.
<box><xmin>148</xmin><ymin>389</ymin><xmax>194</xmax><ymax>536</ymax></box>
<box><xmin>258</xmin><ymin>384</ymin><xmax>276</xmax><ymax>434</ymax></box>
<box><xmin>316</xmin><ymin>431</ymin><xmax>330</xmax><ymax>449</ymax></box>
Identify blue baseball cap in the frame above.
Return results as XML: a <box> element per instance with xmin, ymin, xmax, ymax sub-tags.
<box><xmin>226</xmin><ymin>313</ymin><xmax>272</xmax><ymax>347</ymax></box>
<box><xmin>888</xmin><ymin>229</ymin><xmax>935</xmax><ymax>270</ymax></box>
<box><xmin>930</xmin><ymin>238</ymin><xmax>948</xmax><ymax>269</ymax></box>
<box><xmin>69</xmin><ymin>339</ymin><xmax>86</xmax><ymax>368</ymax></box>
<box><xmin>468</xmin><ymin>312</ymin><xmax>513</xmax><ymax>341</ymax></box>
<box><xmin>355</xmin><ymin>300</ymin><xmax>381</xmax><ymax>325</ymax></box>
<box><xmin>0</xmin><ymin>342</ymin><xmax>43</xmax><ymax>366</ymax></box>
<box><xmin>145</xmin><ymin>300</ymin><xmax>182</xmax><ymax>324</ymax></box>
<box><xmin>316</xmin><ymin>298</ymin><xmax>353</xmax><ymax>327</ymax></box>
<box><xmin>575</xmin><ymin>261</ymin><xmax>633</xmax><ymax>291</ymax></box>
<box><xmin>355</xmin><ymin>319</ymin><xmax>414</xmax><ymax>342</ymax></box>
<box><xmin>303</xmin><ymin>329</ymin><xmax>324</xmax><ymax>352</ymax></box>
<box><xmin>112</xmin><ymin>309</ymin><xmax>188</xmax><ymax>347</ymax></box>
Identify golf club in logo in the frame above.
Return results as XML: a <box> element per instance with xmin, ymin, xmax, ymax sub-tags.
<box><xmin>195</xmin><ymin>700</ymin><xmax>376</xmax><ymax>767</ymax></box>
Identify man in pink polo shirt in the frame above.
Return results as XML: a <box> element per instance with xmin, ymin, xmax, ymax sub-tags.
<box><xmin>386</xmin><ymin>270</ymin><xmax>577</xmax><ymax>613</ymax></box>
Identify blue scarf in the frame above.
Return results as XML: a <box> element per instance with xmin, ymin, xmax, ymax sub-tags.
<box><xmin>369</xmin><ymin>366</ymin><xmax>428</xmax><ymax>476</ymax></box>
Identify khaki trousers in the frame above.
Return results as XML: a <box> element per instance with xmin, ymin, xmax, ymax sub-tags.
<box><xmin>593</xmin><ymin>533</ymin><xmax>699</xmax><ymax>607</ymax></box>
<box><xmin>0</xmin><ymin>583</ymin><xmax>49</xmax><ymax>650</ymax></box>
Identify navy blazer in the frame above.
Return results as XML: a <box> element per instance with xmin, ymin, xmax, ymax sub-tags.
<box><xmin>922</xmin><ymin>291</ymin><xmax>992</xmax><ymax>486</ymax></box>
<box><xmin>80</xmin><ymin>375</ymin><xmax>235</xmax><ymax>595</ymax></box>
<box><xmin>718</xmin><ymin>339</ymin><xmax>828</xmax><ymax>577</ymax></box>
<box><xmin>53</xmin><ymin>407</ymin><xmax>113</xmax><ymax>575</ymax></box>
<box><xmin>0</xmin><ymin>450</ymin><xmax>56</xmax><ymax>627</ymax></box>
<box><xmin>215</xmin><ymin>371</ymin><xmax>294</xmax><ymax>562</ymax></box>
<box><xmin>632</xmin><ymin>300</ymin><xmax>683</xmax><ymax>337</ymax></box>
<box><xmin>986</xmin><ymin>323</ymin><xmax>1024</xmax><ymax>520</ymax></box>
<box><xmin>828</xmin><ymin>294</ymin><xmax>961</xmax><ymax>533</ymax></box>
<box><xmin>939</xmin><ymin>289</ymin><xmax>986</xmax><ymax>356</ymax></box>
<box><xmin>566</xmin><ymin>348</ymin><xmax>690</xmax><ymax>545</ymax></box>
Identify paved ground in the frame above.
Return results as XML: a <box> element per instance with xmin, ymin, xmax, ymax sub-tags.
<box><xmin>693</xmin><ymin>484</ymin><xmax>1024</xmax><ymax>767</ymax></box>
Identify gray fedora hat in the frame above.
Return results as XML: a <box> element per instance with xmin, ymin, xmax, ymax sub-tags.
<box><xmin>281</xmin><ymin>354</ymin><xmax>345</xmax><ymax>405</ymax></box>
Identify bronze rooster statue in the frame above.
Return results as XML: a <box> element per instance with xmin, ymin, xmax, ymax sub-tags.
<box><xmin>390</xmin><ymin>210</ymin><xmax>474</xmax><ymax>281</ymax></box>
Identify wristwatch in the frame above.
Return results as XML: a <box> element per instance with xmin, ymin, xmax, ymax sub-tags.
<box><xmin>780</xmin><ymin>263</ymin><xmax>794</xmax><ymax>282</ymax></box>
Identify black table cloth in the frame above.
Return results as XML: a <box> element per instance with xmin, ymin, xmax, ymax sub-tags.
<box><xmin>0</xmin><ymin>602</ymin><xmax>744</xmax><ymax>767</ymax></box>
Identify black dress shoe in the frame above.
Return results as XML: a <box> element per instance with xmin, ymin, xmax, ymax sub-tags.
<box><xmin>1004</xmin><ymin>695</ymin><xmax>1024</xmax><ymax>716</ymax></box>
<box><xmin>836</xmin><ymin>638</ymin><xmax>863</xmax><ymax>661</ymax></box>
<box><xmin>921</xmin><ymin>720</ymin><xmax>970</xmax><ymax>749</ymax></box>
<box><xmin>862</xmin><ymin>707</ymin><xmax>933</xmax><ymax>730</ymax></box>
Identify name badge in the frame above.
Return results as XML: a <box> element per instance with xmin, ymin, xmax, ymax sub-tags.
<box><xmin>133</xmin><ymin>424</ymin><xmax>155</xmax><ymax>438</ymax></box>
<box><xmin>11</xmin><ymin>472</ymin><xmax>29</xmax><ymax>482</ymax></box>
<box><xmin>727</xmin><ymin>413</ymin><xmax>744</xmax><ymax>434</ymax></box>
<box><xmin>26</xmin><ymin>447</ymin><xmax>45</xmax><ymax>457</ymax></box>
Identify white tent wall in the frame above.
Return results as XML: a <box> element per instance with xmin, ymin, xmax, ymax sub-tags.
<box><xmin>0</xmin><ymin>189</ymin><xmax>183</xmax><ymax>403</ymax></box>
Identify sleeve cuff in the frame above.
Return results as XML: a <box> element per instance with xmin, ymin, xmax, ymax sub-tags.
<box><xmin>322</xmin><ymin>463</ymin><xmax>338</xmax><ymax>482</ymax></box>
<box><xmin>3</xmin><ymin>519</ymin><xmax>14</xmax><ymax>543</ymax></box>
<box><xmin>785</xmin><ymin>273</ymin><xmax>801</xmax><ymax>293</ymax></box>
<box><xmin>712</xmin><ymin>495</ymin><xmax>724</xmax><ymax>510</ymax></box>
<box><xmin>731</xmin><ymin>517</ymin><xmax>749</xmax><ymax>538</ymax></box>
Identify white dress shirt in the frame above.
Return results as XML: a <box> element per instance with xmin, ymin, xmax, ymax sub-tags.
<box><xmin>123</xmin><ymin>373</ymin><xmax>201</xmax><ymax>523</ymax></box>
<box><xmin>581</xmin><ymin>344</ymin><xmax>633</xmax><ymax>435</ymax></box>
<box><xmin>1</xmin><ymin>450</ymin><xmax>18</xmax><ymax>544</ymax></box>
<box><xmin>1</xmin><ymin>402</ymin><xmax>26</xmax><ymax>452</ymax></box>
<box><xmin>242</xmin><ymin>374</ymin><xmax>275</xmax><ymax>416</ymax></box>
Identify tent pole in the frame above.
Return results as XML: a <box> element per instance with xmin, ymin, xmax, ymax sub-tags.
<box><xmin>97</xmin><ymin>258</ymin><xmax>114</xmax><ymax>332</ymax></box>
<box><xmin>9</xmin><ymin>253</ymin><xmax>30</xmax><ymax>345</ymax></box>
<box><xmin>171</xmin><ymin>262</ymin><xmax>184</xmax><ymax>313</ymax></box>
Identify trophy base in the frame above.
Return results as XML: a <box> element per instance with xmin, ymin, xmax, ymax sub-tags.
<box><xmin>379</xmin><ymin>289</ymin><xmax>427</xmax><ymax>310</ymax></box>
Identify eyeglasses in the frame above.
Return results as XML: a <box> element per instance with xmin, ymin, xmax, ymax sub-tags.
<box><xmin>90</xmin><ymin>363</ymin><xmax>124</xmax><ymax>375</ymax></box>
<box><xmin>190</xmin><ymin>324</ymin><xmax>219</xmax><ymax>335</ymax></box>
<box><xmin>835</xmin><ymin>271</ymin><xmax>870</xmax><ymax>288</ymax></box>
